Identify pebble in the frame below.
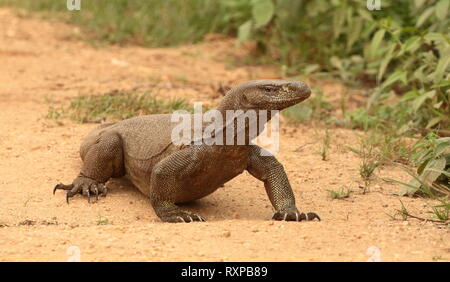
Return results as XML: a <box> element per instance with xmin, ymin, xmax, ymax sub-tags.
<box><xmin>222</xmin><ymin>231</ymin><xmax>231</xmax><ymax>238</ymax></box>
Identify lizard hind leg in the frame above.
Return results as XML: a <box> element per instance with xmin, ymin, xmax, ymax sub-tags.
<box><xmin>53</xmin><ymin>130</ymin><xmax>123</xmax><ymax>203</ymax></box>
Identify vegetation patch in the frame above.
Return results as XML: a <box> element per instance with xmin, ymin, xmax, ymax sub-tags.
<box><xmin>47</xmin><ymin>90</ymin><xmax>192</xmax><ymax>123</ymax></box>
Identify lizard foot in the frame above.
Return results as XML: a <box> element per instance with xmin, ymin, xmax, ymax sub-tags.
<box><xmin>160</xmin><ymin>211</ymin><xmax>206</xmax><ymax>223</ymax></box>
<box><xmin>53</xmin><ymin>176</ymin><xmax>107</xmax><ymax>204</ymax></box>
<box><xmin>272</xmin><ymin>209</ymin><xmax>320</xmax><ymax>222</ymax></box>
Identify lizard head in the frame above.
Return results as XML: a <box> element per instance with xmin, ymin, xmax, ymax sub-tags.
<box><xmin>220</xmin><ymin>80</ymin><xmax>311</xmax><ymax>111</ymax></box>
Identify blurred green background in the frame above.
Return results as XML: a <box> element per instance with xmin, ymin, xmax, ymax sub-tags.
<box><xmin>1</xmin><ymin>0</ymin><xmax>448</xmax><ymax>134</ymax></box>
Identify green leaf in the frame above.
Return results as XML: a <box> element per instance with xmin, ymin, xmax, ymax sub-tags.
<box><xmin>370</xmin><ymin>29</ymin><xmax>385</xmax><ymax>59</ymax></box>
<box><xmin>377</xmin><ymin>42</ymin><xmax>396</xmax><ymax>82</ymax></box>
<box><xmin>330</xmin><ymin>56</ymin><xmax>343</xmax><ymax>70</ymax></box>
<box><xmin>417</xmin><ymin>158</ymin><xmax>431</xmax><ymax>175</ymax></box>
<box><xmin>435</xmin><ymin>0</ymin><xmax>449</xmax><ymax>21</ymax></box>
<box><xmin>251</xmin><ymin>0</ymin><xmax>275</xmax><ymax>28</ymax></box>
<box><xmin>434</xmin><ymin>48</ymin><xmax>450</xmax><ymax>83</ymax></box>
<box><xmin>416</xmin><ymin>7</ymin><xmax>435</xmax><ymax>27</ymax></box>
<box><xmin>414</xmin><ymin>0</ymin><xmax>427</xmax><ymax>8</ymax></box>
<box><xmin>413</xmin><ymin>65</ymin><xmax>427</xmax><ymax>81</ymax></box>
<box><xmin>422</xmin><ymin>157</ymin><xmax>447</xmax><ymax>184</ymax></box>
<box><xmin>426</xmin><ymin>168</ymin><xmax>450</xmax><ymax>178</ymax></box>
<box><xmin>433</xmin><ymin>80</ymin><xmax>450</xmax><ymax>88</ymax></box>
<box><xmin>333</xmin><ymin>7</ymin><xmax>346</xmax><ymax>39</ymax></box>
<box><xmin>401</xmin><ymin>36</ymin><xmax>421</xmax><ymax>54</ymax></box>
<box><xmin>426</xmin><ymin>117</ymin><xmax>442</xmax><ymax>129</ymax></box>
<box><xmin>237</xmin><ymin>20</ymin><xmax>253</xmax><ymax>43</ymax></box>
<box><xmin>435</xmin><ymin>140</ymin><xmax>450</xmax><ymax>156</ymax></box>
<box><xmin>433</xmin><ymin>101</ymin><xmax>443</xmax><ymax>109</ymax></box>
<box><xmin>424</xmin><ymin>32</ymin><xmax>448</xmax><ymax>45</ymax></box>
<box><xmin>347</xmin><ymin>17</ymin><xmax>363</xmax><ymax>50</ymax></box>
<box><xmin>385</xmin><ymin>177</ymin><xmax>420</xmax><ymax>196</ymax></box>
<box><xmin>381</xmin><ymin>70</ymin><xmax>407</xmax><ymax>90</ymax></box>
<box><xmin>412</xmin><ymin>90</ymin><xmax>436</xmax><ymax>112</ymax></box>
<box><xmin>357</xmin><ymin>8</ymin><xmax>373</xmax><ymax>21</ymax></box>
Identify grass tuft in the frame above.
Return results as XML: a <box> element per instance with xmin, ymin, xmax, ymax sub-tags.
<box><xmin>327</xmin><ymin>186</ymin><xmax>352</xmax><ymax>200</ymax></box>
<box><xmin>47</xmin><ymin>90</ymin><xmax>192</xmax><ymax>123</ymax></box>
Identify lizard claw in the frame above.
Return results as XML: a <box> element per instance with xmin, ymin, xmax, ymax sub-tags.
<box><xmin>305</xmin><ymin>212</ymin><xmax>321</xmax><ymax>221</ymax></box>
<box><xmin>162</xmin><ymin>211</ymin><xmax>206</xmax><ymax>223</ymax></box>
<box><xmin>53</xmin><ymin>183</ymin><xmax>74</xmax><ymax>195</ymax></box>
<box><xmin>53</xmin><ymin>177</ymin><xmax>107</xmax><ymax>204</ymax></box>
<box><xmin>272</xmin><ymin>209</ymin><xmax>320</xmax><ymax>222</ymax></box>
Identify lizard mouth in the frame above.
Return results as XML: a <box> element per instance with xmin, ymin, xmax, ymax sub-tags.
<box><xmin>275</xmin><ymin>92</ymin><xmax>311</xmax><ymax>108</ymax></box>
<box><xmin>279</xmin><ymin>82</ymin><xmax>311</xmax><ymax>103</ymax></box>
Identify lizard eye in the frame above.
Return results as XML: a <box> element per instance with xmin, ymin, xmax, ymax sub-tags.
<box><xmin>262</xmin><ymin>86</ymin><xmax>277</xmax><ymax>93</ymax></box>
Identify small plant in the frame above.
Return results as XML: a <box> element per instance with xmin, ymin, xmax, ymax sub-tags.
<box><xmin>46</xmin><ymin>106</ymin><xmax>65</xmax><ymax>120</ymax></box>
<box><xmin>396</xmin><ymin>200</ymin><xmax>410</xmax><ymax>221</ymax></box>
<box><xmin>346</xmin><ymin>108</ymin><xmax>380</xmax><ymax>131</ymax></box>
<box><xmin>375</xmin><ymin>133</ymin><xmax>412</xmax><ymax>165</ymax></box>
<box><xmin>360</xmin><ymin>159</ymin><xmax>379</xmax><ymax>194</ymax></box>
<box><xmin>96</xmin><ymin>215</ymin><xmax>112</xmax><ymax>225</ymax></box>
<box><xmin>387</xmin><ymin>133</ymin><xmax>450</xmax><ymax>197</ymax></box>
<box><xmin>348</xmin><ymin>137</ymin><xmax>380</xmax><ymax>194</ymax></box>
<box><xmin>339</xmin><ymin>90</ymin><xmax>348</xmax><ymax>117</ymax></box>
<box><xmin>320</xmin><ymin>129</ymin><xmax>331</xmax><ymax>161</ymax></box>
<box><xmin>428</xmin><ymin>196</ymin><xmax>450</xmax><ymax>221</ymax></box>
<box><xmin>327</xmin><ymin>186</ymin><xmax>352</xmax><ymax>200</ymax></box>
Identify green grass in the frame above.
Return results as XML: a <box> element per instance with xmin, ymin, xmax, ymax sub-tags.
<box><xmin>347</xmin><ymin>136</ymin><xmax>381</xmax><ymax>194</ymax></box>
<box><xmin>393</xmin><ymin>198</ymin><xmax>450</xmax><ymax>224</ymax></box>
<box><xmin>327</xmin><ymin>186</ymin><xmax>352</xmax><ymax>200</ymax></box>
<box><xmin>429</xmin><ymin>197</ymin><xmax>450</xmax><ymax>221</ymax></box>
<box><xmin>96</xmin><ymin>215</ymin><xmax>112</xmax><ymax>225</ymax></box>
<box><xmin>0</xmin><ymin>0</ymin><xmax>230</xmax><ymax>47</ymax></box>
<box><xmin>47</xmin><ymin>90</ymin><xmax>192</xmax><ymax>123</ymax></box>
<box><xmin>319</xmin><ymin>129</ymin><xmax>331</xmax><ymax>161</ymax></box>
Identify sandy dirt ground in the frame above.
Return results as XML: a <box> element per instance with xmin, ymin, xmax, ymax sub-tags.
<box><xmin>0</xmin><ymin>8</ymin><xmax>448</xmax><ymax>262</ymax></box>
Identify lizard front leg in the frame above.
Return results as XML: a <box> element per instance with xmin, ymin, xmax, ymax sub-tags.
<box><xmin>150</xmin><ymin>146</ymin><xmax>206</xmax><ymax>223</ymax></box>
<box><xmin>53</xmin><ymin>131</ymin><xmax>123</xmax><ymax>203</ymax></box>
<box><xmin>247</xmin><ymin>145</ymin><xmax>320</xmax><ymax>222</ymax></box>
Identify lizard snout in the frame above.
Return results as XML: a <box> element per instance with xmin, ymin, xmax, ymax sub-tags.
<box><xmin>288</xmin><ymin>81</ymin><xmax>311</xmax><ymax>99</ymax></box>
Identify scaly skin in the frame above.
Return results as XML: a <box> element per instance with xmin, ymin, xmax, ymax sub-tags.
<box><xmin>54</xmin><ymin>80</ymin><xmax>320</xmax><ymax>223</ymax></box>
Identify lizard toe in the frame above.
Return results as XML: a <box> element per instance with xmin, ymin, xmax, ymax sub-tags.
<box><xmin>272</xmin><ymin>210</ymin><xmax>321</xmax><ymax>222</ymax></box>
<box><xmin>162</xmin><ymin>212</ymin><xmax>206</xmax><ymax>223</ymax></box>
<box><xmin>89</xmin><ymin>183</ymin><xmax>107</xmax><ymax>202</ymax></box>
<box><xmin>53</xmin><ymin>183</ymin><xmax>74</xmax><ymax>195</ymax></box>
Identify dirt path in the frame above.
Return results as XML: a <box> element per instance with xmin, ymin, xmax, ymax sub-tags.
<box><xmin>0</xmin><ymin>8</ymin><xmax>448</xmax><ymax>262</ymax></box>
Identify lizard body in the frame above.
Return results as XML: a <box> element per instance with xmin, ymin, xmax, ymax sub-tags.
<box><xmin>54</xmin><ymin>80</ymin><xmax>320</xmax><ymax>223</ymax></box>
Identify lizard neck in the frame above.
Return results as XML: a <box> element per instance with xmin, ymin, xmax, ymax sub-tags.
<box><xmin>212</xmin><ymin>100</ymin><xmax>273</xmax><ymax>147</ymax></box>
